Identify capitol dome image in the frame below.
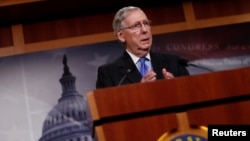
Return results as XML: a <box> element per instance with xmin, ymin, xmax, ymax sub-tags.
<box><xmin>39</xmin><ymin>55</ymin><xmax>93</xmax><ymax>141</ymax></box>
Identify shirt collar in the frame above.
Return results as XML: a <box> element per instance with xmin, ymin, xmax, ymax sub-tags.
<box><xmin>126</xmin><ymin>50</ymin><xmax>151</xmax><ymax>64</ymax></box>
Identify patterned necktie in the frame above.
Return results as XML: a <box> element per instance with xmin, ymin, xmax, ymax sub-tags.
<box><xmin>139</xmin><ymin>57</ymin><xmax>148</xmax><ymax>77</ymax></box>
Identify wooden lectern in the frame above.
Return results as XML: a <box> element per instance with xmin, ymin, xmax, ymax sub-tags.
<box><xmin>87</xmin><ymin>67</ymin><xmax>250</xmax><ymax>141</ymax></box>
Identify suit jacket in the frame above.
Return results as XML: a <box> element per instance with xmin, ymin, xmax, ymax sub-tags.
<box><xmin>96</xmin><ymin>51</ymin><xmax>189</xmax><ymax>88</ymax></box>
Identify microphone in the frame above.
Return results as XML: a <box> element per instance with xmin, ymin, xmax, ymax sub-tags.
<box><xmin>178</xmin><ymin>58</ymin><xmax>213</xmax><ymax>72</ymax></box>
<box><xmin>117</xmin><ymin>68</ymin><xmax>133</xmax><ymax>86</ymax></box>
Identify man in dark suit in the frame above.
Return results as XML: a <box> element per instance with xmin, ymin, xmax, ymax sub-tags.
<box><xmin>96</xmin><ymin>6</ymin><xmax>189</xmax><ymax>88</ymax></box>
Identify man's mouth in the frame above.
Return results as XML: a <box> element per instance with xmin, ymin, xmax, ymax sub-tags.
<box><xmin>141</xmin><ymin>38</ymin><xmax>149</xmax><ymax>42</ymax></box>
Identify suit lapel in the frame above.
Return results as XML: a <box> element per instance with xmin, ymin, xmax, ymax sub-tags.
<box><xmin>150</xmin><ymin>52</ymin><xmax>165</xmax><ymax>79</ymax></box>
<box><xmin>117</xmin><ymin>52</ymin><xmax>141</xmax><ymax>83</ymax></box>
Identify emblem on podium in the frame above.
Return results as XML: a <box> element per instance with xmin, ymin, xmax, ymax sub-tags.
<box><xmin>158</xmin><ymin>112</ymin><xmax>208</xmax><ymax>141</ymax></box>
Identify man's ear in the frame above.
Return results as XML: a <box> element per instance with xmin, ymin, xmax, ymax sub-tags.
<box><xmin>117</xmin><ymin>31</ymin><xmax>125</xmax><ymax>43</ymax></box>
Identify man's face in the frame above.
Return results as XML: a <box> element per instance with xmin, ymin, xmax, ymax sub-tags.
<box><xmin>117</xmin><ymin>9</ymin><xmax>152</xmax><ymax>57</ymax></box>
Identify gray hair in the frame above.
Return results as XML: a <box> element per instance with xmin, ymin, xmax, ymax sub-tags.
<box><xmin>112</xmin><ymin>6</ymin><xmax>142</xmax><ymax>35</ymax></box>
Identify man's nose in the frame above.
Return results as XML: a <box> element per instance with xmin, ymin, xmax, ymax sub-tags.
<box><xmin>141</xmin><ymin>24</ymin><xmax>149</xmax><ymax>32</ymax></box>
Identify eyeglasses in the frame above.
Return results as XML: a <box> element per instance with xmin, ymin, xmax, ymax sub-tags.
<box><xmin>121</xmin><ymin>20</ymin><xmax>151</xmax><ymax>32</ymax></box>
